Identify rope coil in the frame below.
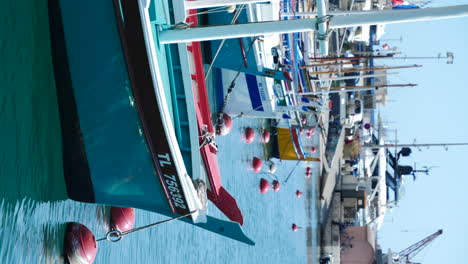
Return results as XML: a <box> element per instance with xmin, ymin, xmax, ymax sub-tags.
<box><xmin>199</xmin><ymin>125</ymin><xmax>218</xmax><ymax>150</ymax></box>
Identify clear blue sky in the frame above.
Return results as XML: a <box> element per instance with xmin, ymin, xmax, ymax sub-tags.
<box><xmin>377</xmin><ymin>2</ymin><xmax>468</xmax><ymax>263</ymax></box>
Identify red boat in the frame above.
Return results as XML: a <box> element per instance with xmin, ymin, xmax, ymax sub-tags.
<box><xmin>183</xmin><ymin>11</ymin><xmax>244</xmax><ymax>225</ymax></box>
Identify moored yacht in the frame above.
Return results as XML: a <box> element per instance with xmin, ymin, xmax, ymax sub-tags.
<box><xmin>48</xmin><ymin>0</ymin><xmax>253</xmax><ymax>244</ymax></box>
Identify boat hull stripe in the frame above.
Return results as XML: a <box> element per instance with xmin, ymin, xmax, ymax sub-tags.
<box><xmin>113</xmin><ymin>0</ymin><xmax>189</xmax><ymax>215</ymax></box>
<box><xmin>245</xmin><ymin>74</ymin><xmax>264</xmax><ymax>111</ymax></box>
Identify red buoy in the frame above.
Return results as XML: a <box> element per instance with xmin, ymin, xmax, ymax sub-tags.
<box><xmin>216</xmin><ymin>113</ymin><xmax>232</xmax><ymax>136</ymax></box>
<box><xmin>64</xmin><ymin>223</ymin><xmax>97</xmax><ymax>264</ymax></box>
<box><xmin>305</xmin><ymin>131</ymin><xmax>312</xmax><ymax>139</ymax></box>
<box><xmin>272</xmin><ymin>180</ymin><xmax>281</xmax><ymax>192</ymax></box>
<box><xmin>110</xmin><ymin>207</ymin><xmax>135</xmax><ymax>232</ymax></box>
<box><xmin>261</xmin><ymin>129</ymin><xmax>271</xmax><ymax>143</ymax></box>
<box><xmin>306</xmin><ymin>167</ymin><xmax>312</xmax><ymax>174</ymax></box>
<box><xmin>296</xmin><ymin>190</ymin><xmax>303</xmax><ymax>198</ymax></box>
<box><xmin>292</xmin><ymin>223</ymin><xmax>299</xmax><ymax>232</ymax></box>
<box><xmin>310</xmin><ymin>147</ymin><xmax>317</xmax><ymax>153</ymax></box>
<box><xmin>259</xmin><ymin>178</ymin><xmax>270</xmax><ymax>194</ymax></box>
<box><xmin>244</xmin><ymin>127</ymin><xmax>255</xmax><ymax>144</ymax></box>
<box><xmin>252</xmin><ymin>157</ymin><xmax>262</xmax><ymax>173</ymax></box>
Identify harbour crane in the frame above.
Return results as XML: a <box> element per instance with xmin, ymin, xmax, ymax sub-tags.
<box><xmin>396</xmin><ymin>229</ymin><xmax>443</xmax><ymax>264</ymax></box>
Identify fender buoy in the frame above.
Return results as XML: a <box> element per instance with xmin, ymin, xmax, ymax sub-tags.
<box><xmin>244</xmin><ymin>127</ymin><xmax>255</xmax><ymax>144</ymax></box>
<box><xmin>292</xmin><ymin>223</ymin><xmax>299</xmax><ymax>232</ymax></box>
<box><xmin>64</xmin><ymin>223</ymin><xmax>97</xmax><ymax>264</ymax></box>
<box><xmin>259</xmin><ymin>178</ymin><xmax>270</xmax><ymax>194</ymax></box>
<box><xmin>252</xmin><ymin>157</ymin><xmax>262</xmax><ymax>173</ymax></box>
<box><xmin>307</xmin><ymin>128</ymin><xmax>315</xmax><ymax>136</ymax></box>
<box><xmin>110</xmin><ymin>207</ymin><xmax>135</xmax><ymax>232</ymax></box>
<box><xmin>310</xmin><ymin>147</ymin><xmax>317</xmax><ymax>153</ymax></box>
<box><xmin>272</xmin><ymin>180</ymin><xmax>281</xmax><ymax>192</ymax></box>
<box><xmin>305</xmin><ymin>131</ymin><xmax>312</xmax><ymax>139</ymax></box>
<box><xmin>296</xmin><ymin>190</ymin><xmax>303</xmax><ymax>198</ymax></box>
<box><xmin>261</xmin><ymin>129</ymin><xmax>271</xmax><ymax>143</ymax></box>
<box><xmin>216</xmin><ymin>113</ymin><xmax>232</xmax><ymax>136</ymax></box>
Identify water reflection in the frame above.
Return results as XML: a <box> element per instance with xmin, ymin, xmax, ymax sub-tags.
<box><xmin>0</xmin><ymin>0</ymin><xmax>67</xmax><ymax>204</ymax></box>
<box><xmin>96</xmin><ymin>205</ymin><xmax>111</xmax><ymax>231</ymax></box>
<box><xmin>0</xmin><ymin>163</ymin><xmax>68</xmax><ymax>203</ymax></box>
<box><xmin>41</xmin><ymin>223</ymin><xmax>66</xmax><ymax>264</ymax></box>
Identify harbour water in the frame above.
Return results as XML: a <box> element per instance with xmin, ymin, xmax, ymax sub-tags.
<box><xmin>0</xmin><ymin>1</ymin><xmax>319</xmax><ymax>263</ymax></box>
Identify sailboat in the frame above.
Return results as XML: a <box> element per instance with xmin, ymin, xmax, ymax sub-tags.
<box><xmin>48</xmin><ymin>0</ymin><xmax>252</xmax><ymax>244</ymax></box>
<box><xmin>204</xmin><ymin>5</ymin><xmax>290</xmax><ymax>119</ymax></box>
<box><xmin>48</xmin><ymin>0</ymin><xmax>468</xmax><ymax>245</ymax></box>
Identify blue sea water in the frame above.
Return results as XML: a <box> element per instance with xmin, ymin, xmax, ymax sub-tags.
<box><xmin>0</xmin><ymin>1</ymin><xmax>319</xmax><ymax>263</ymax></box>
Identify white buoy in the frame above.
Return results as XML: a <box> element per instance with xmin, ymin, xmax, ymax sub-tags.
<box><xmin>267</xmin><ymin>161</ymin><xmax>277</xmax><ymax>174</ymax></box>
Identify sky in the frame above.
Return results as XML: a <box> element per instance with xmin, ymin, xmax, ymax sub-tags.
<box><xmin>375</xmin><ymin>2</ymin><xmax>468</xmax><ymax>263</ymax></box>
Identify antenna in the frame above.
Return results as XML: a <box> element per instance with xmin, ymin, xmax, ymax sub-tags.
<box><xmin>410</xmin><ymin>164</ymin><xmax>436</xmax><ymax>181</ymax></box>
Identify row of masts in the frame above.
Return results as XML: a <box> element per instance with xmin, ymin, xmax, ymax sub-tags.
<box><xmin>169</xmin><ymin>3</ymin><xmax>460</xmax><ymax>87</ymax></box>
<box><xmin>168</xmin><ymin>1</ymin><xmax>464</xmax><ymax>95</ymax></box>
<box><xmin>176</xmin><ymin>0</ymin><xmax>468</xmax><ymax>148</ymax></box>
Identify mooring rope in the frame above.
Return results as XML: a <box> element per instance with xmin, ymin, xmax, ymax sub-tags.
<box><xmin>282</xmin><ymin>160</ymin><xmax>302</xmax><ymax>184</ymax></box>
<box><xmin>97</xmin><ymin>210</ymin><xmax>197</xmax><ymax>243</ymax></box>
<box><xmin>205</xmin><ymin>4</ymin><xmax>246</xmax><ymax>81</ymax></box>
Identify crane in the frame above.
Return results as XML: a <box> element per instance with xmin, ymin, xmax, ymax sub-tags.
<box><xmin>396</xmin><ymin>229</ymin><xmax>443</xmax><ymax>264</ymax></box>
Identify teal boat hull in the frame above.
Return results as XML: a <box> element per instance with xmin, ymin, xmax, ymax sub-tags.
<box><xmin>48</xmin><ymin>0</ymin><xmax>255</xmax><ymax>245</ymax></box>
<box><xmin>49</xmin><ymin>0</ymin><xmax>177</xmax><ymax>216</ymax></box>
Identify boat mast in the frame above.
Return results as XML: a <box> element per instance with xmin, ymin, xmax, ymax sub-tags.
<box><xmin>299</xmin><ymin>84</ymin><xmax>406</xmax><ymax>95</ymax></box>
<box><xmin>363</xmin><ymin>142</ymin><xmax>468</xmax><ymax>149</ymax></box>
<box><xmin>309</xmin><ymin>64</ymin><xmax>421</xmax><ymax>74</ymax></box>
<box><xmin>184</xmin><ymin>0</ymin><xmax>269</xmax><ymax>9</ymax></box>
<box><xmin>307</xmin><ymin>72</ymin><xmax>397</xmax><ymax>82</ymax></box>
<box><xmin>159</xmin><ymin>5</ymin><xmax>468</xmax><ymax>44</ymax></box>
<box><xmin>281</xmin><ymin>10</ymin><xmax>390</xmax><ymax>17</ymax></box>
<box><xmin>312</xmin><ymin>52</ymin><xmax>454</xmax><ymax>63</ymax></box>
<box><xmin>309</xmin><ymin>54</ymin><xmax>395</xmax><ymax>63</ymax></box>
